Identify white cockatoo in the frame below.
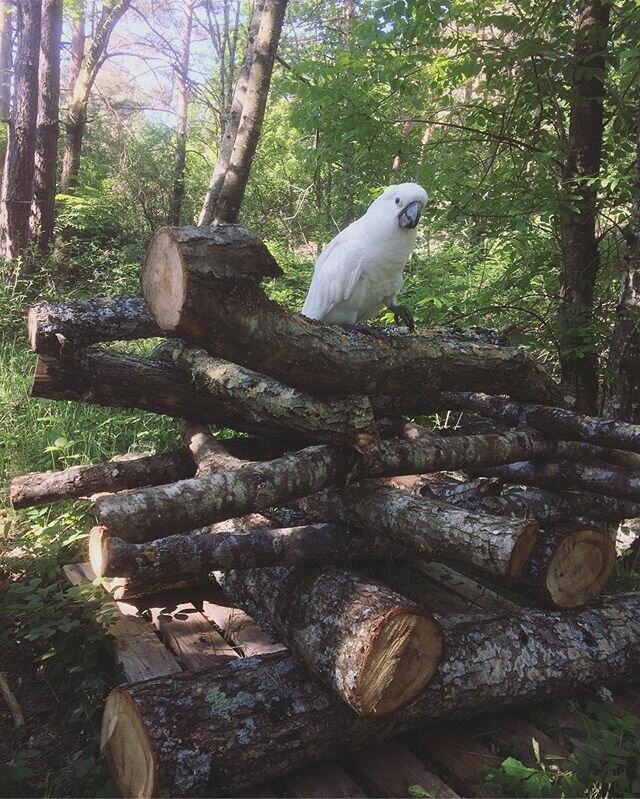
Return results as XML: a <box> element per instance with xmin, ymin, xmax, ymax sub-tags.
<box><xmin>301</xmin><ymin>182</ymin><xmax>427</xmax><ymax>331</ymax></box>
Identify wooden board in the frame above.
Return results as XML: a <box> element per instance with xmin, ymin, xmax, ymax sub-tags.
<box><xmin>277</xmin><ymin>762</ymin><xmax>367</xmax><ymax>798</ymax></box>
<box><xmin>202</xmin><ymin>594</ymin><xmax>287</xmax><ymax>657</ymax></box>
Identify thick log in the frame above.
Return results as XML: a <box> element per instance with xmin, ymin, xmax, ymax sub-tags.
<box><xmin>480</xmin><ymin>460</ymin><xmax>640</xmax><ymax>504</ymax></box>
<box><xmin>298</xmin><ymin>482</ymin><xmax>539</xmax><ymax>579</ymax></box>
<box><xmin>216</xmin><ymin>566</ymin><xmax>443</xmax><ymax>717</ymax></box>
<box><xmin>438</xmin><ymin>392</ymin><xmax>640</xmax><ymax>456</ymax></box>
<box><xmin>141</xmin><ymin>225</ymin><xmax>561</xmax><ymax>403</ymax></box>
<box><xmin>28</xmin><ymin>297</ymin><xmax>162</xmax><ymax>356</ymax></box>
<box><xmin>101</xmin><ymin>594</ymin><xmax>640</xmax><ymax>798</ymax></box>
<box><xmin>10</xmin><ymin>449</ymin><xmax>195</xmax><ymax>508</ymax></box>
<box><xmin>167</xmin><ymin>341</ymin><xmax>378</xmax><ymax>447</ymax></box>
<box><xmin>93</xmin><ymin>446</ymin><xmax>345</xmax><ymax>543</ymax></box>
<box><xmin>90</xmin><ymin>521</ymin><xmax>411</xmax><ymax>580</ymax></box>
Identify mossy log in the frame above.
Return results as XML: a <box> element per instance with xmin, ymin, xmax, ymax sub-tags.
<box><xmin>298</xmin><ymin>481</ymin><xmax>538</xmax><ymax>579</ymax></box>
<box><xmin>9</xmin><ymin>449</ymin><xmax>195</xmax><ymax>508</ymax></box>
<box><xmin>216</xmin><ymin>566</ymin><xmax>443</xmax><ymax>717</ymax></box>
<box><xmin>167</xmin><ymin>340</ymin><xmax>378</xmax><ymax>447</ymax></box>
<box><xmin>28</xmin><ymin>297</ymin><xmax>162</xmax><ymax>357</ymax></box>
<box><xmin>101</xmin><ymin>594</ymin><xmax>640</xmax><ymax>798</ymax></box>
<box><xmin>140</xmin><ymin>225</ymin><xmax>560</xmax><ymax>403</ymax></box>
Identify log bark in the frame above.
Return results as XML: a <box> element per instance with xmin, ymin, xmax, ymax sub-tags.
<box><xmin>100</xmin><ymin>594</ymin><xmax>640</xmax><ymax>798</ymax></box>
<box><xmin>480</xmin><ymin>460</ymin><xmax>640</xmax><ymax>505</ymax></box>
<box><xmin>215</xmin><ymin>566</ymin><xmax>443</xmax><ymax>717</ymax></box>
<box><xmin>141</xmin><ymin>225</ymin><xmax>561</xmax><ymax>403</ymax></box>
<box><xmin>167</xmin><ymin>340</ymin><xmax>378</xmax><ymax>446</ymax></box>
<box><xmin>298</xmin><ymin>482</ymin><xmax>539</xmax><ymax>579</ymax></box>
<box><xmin>437</xmin><ymin>392</ymin><xmax>640</xmax><ymax>456</ymax></box>
<box><xmin>28</xmin><ymin>297</ymin><xmax>162</xmax><ymax>357</ymax></box>
<box><xmin>9</xmin><ymin>449</ymin><xmax>195</xmax><ymax>509</ymax></box>
<box><xmin>90</xmin><ymin>520</ymin><xmax>411</xmax><ymax>580</ymax></box>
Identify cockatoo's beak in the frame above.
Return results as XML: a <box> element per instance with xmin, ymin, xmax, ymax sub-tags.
<box><xmin>398</xmin><ymin>200</ymin><xmax>423</xmax><ymax>229</ymax></box>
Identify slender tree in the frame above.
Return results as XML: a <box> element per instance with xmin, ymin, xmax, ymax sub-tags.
<box><xmin>558</xmin><ymin>0</ymin><xmax>611</xmax><ymax>414</ymax></box>
<box><xmin>0</xmin><ymin>3</ymin><xmax>13</xmax><ymax>173</ymax></box>
<box><xmin>0</xmin><ymin>0</ymin><xmax>41</xmax><ymax>264</ymax></box>
<box><xmin>31</xmin><ymin>0</ymin><xmax>62</xmax><ymax>253</ymax></box>
<box><xmin>169</xmin><ymin>0</ymin><xmax>195</xmax><ymax>226</ymax></box>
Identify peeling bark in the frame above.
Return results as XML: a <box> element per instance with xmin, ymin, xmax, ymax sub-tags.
<box><xmin>101</xmin><ymin>594</ymin><xmax>640</xmax><ymax>798</ymax></box>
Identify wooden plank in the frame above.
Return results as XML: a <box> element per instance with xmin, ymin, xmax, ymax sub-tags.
<box><xmin>414</xmin><ymin>728</ymin><xmax>501</xmax><ymax>799</ymax></box>
<box><xmin>147</xmin><ymin>599</ymin><xmax>238</xmax><ymax>670</ymax></box>
<box><xmin>473</xmin><ymin>712</ymin><xmax>570</xmax><ymax>767</ymax></box>
<box><xmin>415</xmin><ymin>560</ymin><xmax>520</xmax><ymax>612</ymax></box>
<box><xmin>62</xmin><ymin>564</ymin><xmax>182</xmax><ymax>682</ymax></box>
<box><xmin>346</xmin><ymin>740</ymin><xmax>460</xmax><ymax>798</ymax></box>
<box><xmin>277</xmin><ymin>762</ymin><xmax>367</xmax><ymax>798</ymax></box>
<box><xmin>202</xmin><ymin>598</ymin><xmax>286</xmax><ymax>657</ymax></box>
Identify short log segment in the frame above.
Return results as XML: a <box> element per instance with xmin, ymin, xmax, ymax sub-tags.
<box><xmin>10</xmin><ymin>449</ymin><xmax>195</xmax><ymax>508</ymax></box>
<box><xmin>167</xmin><ymin>341</ymin><xmax>378</xmax><ymax>447</ymax></box>
<box><xmin>101</xmin><ymin>594</ymin><xmax>640</xmax><ymax>798</ymax></box>
<box><xmin>28</xmin><ymin>297</ymin><xmax>162</xmax><ymax>356</ymax></box>
<box><xmin>299</xmin><ymin>482</ymin><xmax>539</xmax><ymax>579</ymax></box>
<box><xmin>141</xmin><ymin>225</ymin><xmax>561</xmax><ymax>404</ymax></box>
<box><xmin>216</xmin><ymin>566</ymin><xmax>443</xmax><ymax>717</ymax></box>
<box><xmin>90</xmin><ymin>521</ymin><xmax>411</xmax><ymax>580</ymax></box>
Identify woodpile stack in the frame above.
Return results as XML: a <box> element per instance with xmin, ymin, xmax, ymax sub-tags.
<box><xmin>13</xmin><ymin>223</ymin><xmax>640</xmax><ymax>797</ymax></box>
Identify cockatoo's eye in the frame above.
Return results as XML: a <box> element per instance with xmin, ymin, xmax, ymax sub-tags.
<box><xmin>395</xmin><ymin>197</ymin><xmax>401</xmax><ymax>206</ymax></box>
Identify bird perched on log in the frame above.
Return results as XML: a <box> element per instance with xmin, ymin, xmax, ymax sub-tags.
<box><xmin>301</xmin><ymin>182</ymin><xmax>427</xmax><ymax>332</ymax></box>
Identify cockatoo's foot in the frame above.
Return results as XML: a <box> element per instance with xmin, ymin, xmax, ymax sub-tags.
<box><xmin>387</xmin><ymin>303</ymin><xmax>415</xmax><ymax>332</ymax></box>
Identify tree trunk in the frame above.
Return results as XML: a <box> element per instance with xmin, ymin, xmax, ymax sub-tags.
<box><xmin>141</xmin><ymin>225</ymin><xmax>561</xmax><ymax>403</ymax></box>
<box><xmin>167</xmin><ymin>340</ymin><xmax>378</xmax><ymax>447</ymax></box>
<box><xmin>28</xmin><ymin>297</ymin><xmax>162</xmax><ymax>357</ymax></box>
<box><xmin>0</xmin><ymin>6</ymin><xmax>13</xmax><ymax>172</ymax></box>
<box><xmin>91</xmin><ymin>520</ymin><xmax>410</xmax><ymax>580</ymax></box>
<box><xmin>480</xmin><ymin>460</ymin><xmax>640</xmax><ymax>504</ymax></box>
<box><xmin>0</xmin><ymin>0</ymin><xmax>41</xmax><ymax>263</ymax></box>
<box><xmin>215</xmin><ymin>566</ymin><xmax>443</xmax><ymax>717</ymax></box>
<box><xmin>10</xmin><ymin>449</ymin><xmax>195</xmax><ymax>508</ymax></box>
<box><xmin>603</xmin><ymin>109</ymin><xmax>640</xmax><ymax>422</ymax></box>
<box><xmin>59</xmin><ymin>0</ymin><xmax>131</xmax><ymax>192</ymax></box>
<box><xmin>100</xmin><ymin>594</ymin><xmax>640</xmax><ymax>798</ymax></box>
<box><xmin>299</xmin><ymin>481</ymin><xmax>539</xmax><ymax>579</ymax></box>
<box><xmin>169</xmin><ymin>0</ymin><xmax>195</xmax><ymax>226</ymax></box>
<box><xmin>31</xmin><ymin>0</ymin><xmax>62</xmax><ymax>254</ymax></box>
<box><xmin>558</xmin><ymin>0</ymin><xmax>611</xmax><ymax>413</ymax></box>
<box><xmin>210</xmin><ymin>0</ymin><xmax>288</xmax><ymax>222</ymax></box>
<box><xmin>198</xmin><ymin>1</ymin><xmax>262</xmax><ymax>225</ymax></box>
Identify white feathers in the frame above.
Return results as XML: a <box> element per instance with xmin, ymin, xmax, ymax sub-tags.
<box><xmin>301</xmin><ymin>182</ymin><xmax>427</xmax><ymax>325</ymax></box>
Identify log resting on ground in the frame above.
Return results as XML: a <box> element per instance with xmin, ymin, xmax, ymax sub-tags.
<box><xmin>216</xmin><ymin>566</ymin><xmax>443</xmax><ymax>717</ymax></box>
<box><xmin>92</xmin><ymin>430</ymin><xmax>559</xmax><ymax>543</ymax></box>
<box><xmin>10</xmin><ymin>449</ymin><xmax>195</xmax><ymax>509</ymax></box>
<box><xmin>167</xmin><ymin>340</ymin><xmax>378</xmax><ymax>447</ymax></box>
<box><xmin>140</xmin><ymin>225</ymin><xmax>561</xmax><ymax>403</ymax></box>
<box><xmin>480</xmin><ymin>460</ymin><xmax>640</xmax><ymax>504</ymax></box>
<box><xmin>28</xmin><ymin>297</ymin><xmax>162</xmax><ymax>357</ymax></box>
<box><xmin>298</xmin><ymin>482</ymin><xmax>539</xmax><ymax>579</ymax></box>
<box><xmin>101</xmin><ymin>594</ymin><xmax>640</xmax><ymax>798</ymax></box>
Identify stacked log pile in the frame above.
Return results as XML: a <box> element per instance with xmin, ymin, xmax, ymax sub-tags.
<box><xmin>12</xmin><ymin>223</ymin><xmax>640</xmax><ymax>797</ymax></box>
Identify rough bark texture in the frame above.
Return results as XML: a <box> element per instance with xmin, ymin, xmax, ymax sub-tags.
<box><xmin>31</xmin><ymin>0</ymin><xmax>62</xmax><ymax>254</ymax></box>
<box><xmin>216</xmin><ymin>566</ymin><xmax>443</xmax><ymax>717</ymax></box>
<box><xmin>28</xmin><ymin>297</ymin><xmax>162</xmax><ymax>357</ymax></box>
<box><xmin>168</xmin><ymin>340</ymin><xmax>378</xmax><ymax>446</ymax></box>
<box><xmin>140</xmin><ymin>225</ymin><xmax>561</xmax><ymax>403</ymax></box>
<box><xmin>438</xmin><ymin>392</ymin><xmax>640</xmax><ymax>455</ymax></box>
<box><xmin>298</xmin><ymin>482</ymin><xmax>539</xmax><ymax>579</ymax></box>
<box><xmin>10</xmin><ymin>449</ymin><xmax>195</xmax><ymax>508</ymax></box>
<box><xmin>0</xmin><ymin>0</ymin><xmax>40</xmax><ymax>262</ymax></box>
<box><xmin>93</xmin><ymin>446</ymin><xmax>345</xmax><ymax>542</ymax></box>
<box><xmin>211</xmin><ymin>0</ymin><xmax>288</xmax><ymax>222</ymax></box>
<box><xmin>101</xmin><ymin>594</ymin><xmax>640</xmax><ymax>798</ymax></box>
<box><xmin>558</xmin><ymin>0</ymin><xmax>611</xmax><ymax>413</ymax></box>
<box><xmin>480</xmin><ymin>460</ymin><xmax>640</xmax><ymax>504</ymax></box>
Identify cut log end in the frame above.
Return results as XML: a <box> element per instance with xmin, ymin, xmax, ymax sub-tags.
<box><xmin>507</xmin><ymin>520</ymin><xmax>539</xmax><ymax>577</ymax></box>
<box><xmin>27</xmin><ymin>306</ymin><xmax>40</xmax><ymax>352</ymax></box>
<box><xmin>361</xmin><ymin>611</ymin><xmax>443</xmax><ymax>717</ymax></box>
<box><xmin>545</xmin><ymin>530</ymin><xmax>616</xmax><ymax>608</ymax></box>
<box><xmin>142</xmin><ymin>227</ymin><xmax>185</xmax><ymax>332</ymax></box>
<box><xmin>102</xmin><ymin>689</ymin><xmax>155</xmax><ymax>799</ymax></box>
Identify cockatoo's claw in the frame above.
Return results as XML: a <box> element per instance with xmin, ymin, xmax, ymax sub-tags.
<box><xmin>388</xmin><ymin>303</ymin><xmax>415</xmax><ymax>332</ymax></box>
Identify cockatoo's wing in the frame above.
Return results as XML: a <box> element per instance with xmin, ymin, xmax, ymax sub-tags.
<box><xmin>301</xmin><ymin>224</ymin><xmax>366</xmax><ymax>320</ymax></box>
